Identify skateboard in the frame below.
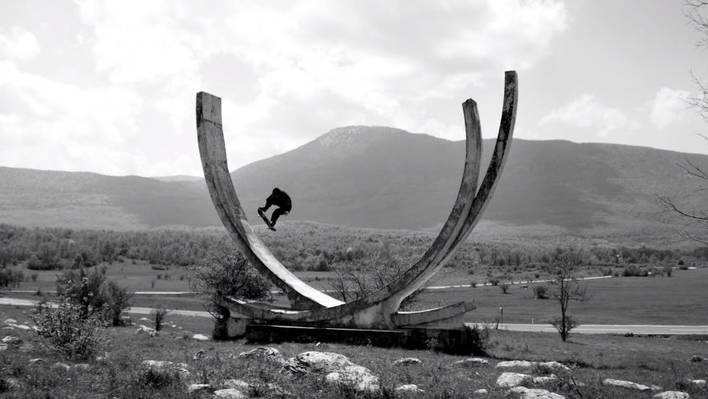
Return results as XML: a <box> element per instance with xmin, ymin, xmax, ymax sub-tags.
<box><xmin>257</xmin><ymin>209</ymin><xmax>276</xmax><ymax>231</ymax></box>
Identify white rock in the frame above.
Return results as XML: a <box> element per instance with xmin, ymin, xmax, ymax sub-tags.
<box><xmin>4</xmin><ymin>318</ymin><xmax>17</xmax><ymax>325</ymax></box>
<box><xmin>602</xmin><ymin>378</ymin><xmax>660</xmax><ymax>391</ymax></box>
<box><xmin>532</xmin><ymin>374</ymin><xmax>558</xmax><ymax>384</ymax></box>
<box><xmin>136</xmin><ymin>324</ymin><xmax>157</xmax><ymax>337</ymax></box>
<box><xmin>394</xmin><ymin>384</ymin><xmax>424</xmax><ymax>393</ymax></box>
<box><xmin>141</xmin><ymin>360</ymin><xmax>190</xmax><ymax>379</ymax></box>
<box><xmin>393</xmin><ymin>357</ymin><xmax>422</xmax><ymax>366</ymax></box>
<box><xmin>496</xmin><ymin>360</ymin><xmax>536</xmax><ymax>369</ymax></box>
<box><xmin>510</xmin><ymin>387</ymin><xmax>566</xmax><ymax>399</ymax></box>
<box><xmin>222</xmin><ymin>379</ymin><xmax>251</xmax><ymax>390</ymax></box>
<box><xmin>51</xmin><ymin>362</ymin><xmax>71</xmax><ymax>371</ymax></box>
<box><xmin>187</xmin><ymin>383</ymin><xmax>212</xmax><ymax>393</ymax></box>
<box><xmin>28</xmin><ymin>358</ymin><xmax>43</xmax><ymax>365</ymax></box>
<box><xmin>238</xmin><ymin>347</ymin><xmax>282</xmax><ymax>363</ymax></box>
<box><xmin>453</xmin><ymin>357</ymin><xmax>489</xmax><ymax>367</ymax></box>
<box><xmin>139</xmin><ymin>317</ymin><xmax>151</xmax><ymax>322</ymax></box>
<box><xmin>496</xmin><ymin>372</ymin><xmax>531</xmax><ymax>388</ymax></box>
<box><xmin>325</xmin><ymin>365</ymin><xmax>380</xmax><ymax>393</ymax></box>
<box><xmin>473</xmin><ymin>388</ymin><xmax>489</xmax><ymax>395</ymax></box>
<box><xmin>1</xmin><ymin>336</ymin><xmax>21</xmax><ymax>345</ymax></box>
<box><xmin>297</xmin><ymin>351</ymin><xmax>379</xmax><ymax>393</ymax></box>
<box><xmin>296</xmin><ymin>351</ymin><xmax>353</xmax><ymax>372</ymax></box>
<box><xmin>690</xmin><ymin>379</ymin><xmax>706</xmax><ymax>388</ymax></box>
<box><xmin>213</xmin><ymin>388</ymin><xmax>247</xmax><ymax>399</ymax></box>
<box><xmin>653</xmin><ymin>392</ymin><xmax>690</xmax><ymax>399</ymax></box>
<box><xmin>192</xmin><ymin>333</ymin><xmax>209</xmax><ymax>341</ymax></box>
<box><xmin>12</xmin><ymin>324</ymin><xmax>31</xmax><ymax>331</ymax></box>
<box><xmin>72</xmin><ymin>363</ymin><xmax>90</xmax><ymax>371</ymax></box>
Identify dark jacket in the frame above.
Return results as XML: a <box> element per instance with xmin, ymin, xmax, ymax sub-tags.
<box><xmin>266</xmin><ymin>189</ymin><xmax>292</xmax><ymax>211</ymax></box>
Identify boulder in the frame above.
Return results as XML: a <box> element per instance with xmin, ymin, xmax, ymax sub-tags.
<box><xmin>473</xmin><ymin>388</ymin><xmax>489</xmax><ymax>395</ymax></box>
<box><xmin>653</xmin><ymin>392</ymin><xmax>690</xmax><ymax>399</ymax></box>
<box><xmin>222</xmin><ymin>379</ymin><xmax>251</xmax><ymax>390</ymax></box>
<box><xmin>3</xmin><ymin>318</ymin><xmax>17</xmax><ymax>325</ymax></box>
<box><xmin>51</xmin><ymin>362</ymin><xmax>71</xmax><ymax>371</ymax></box>
<box><xmin>496</xmin><ymin>360</ymin><xmax>535</xmax><ymax>369</ymax></box>
<box><xmin>509</xmin><ymin>387</ymin><xmax>566</xmax><ymax>399</ymax></box>
<box><xmin>690</xmin><ymin>355</ymin><xmax>703</xmax><ymax>362</ymax></box>
<box><xmin>292</xmin><ymin>351</ymin><xmax>379</xmax><ymax>393</ymax></box>
<box><xmin>393</xmin><ymin>357</ymin><xmax>422</xmax><ymax>366</ymax></box>
<box><xmin>28</xmin><ymin>358</ymin><xmax>43</xmax><ymax>365</ymax></box>
<box><xmin>295</xmin><ymin>351</ymin><xmax>352</xmax><ymax>372</ymax></box>
<box><xmin>213</xmin><ymin>388</ymin><xmax>247</xmax><ymax>399</ymax></box>
<box><xmin>602</xmin><ymin>378</ymin><xmax>661</xmax><ymax>391</ymax></box>
<box><xmin>187</xmin><ymin>383</ymin><xmax>212</xmax><ymax>394</ymax></box>
<box><xmin>537</xmin><ymin>361</ymin><xmax>571</xmax><ymax>373</ymax></box>
<box><xmin>141</xmin><ymin>360</ymin><xmax>190</xmax><ymax>380</ymax></box>
<box><xmin>136</xmin><ymin>325</ymin><xmax>158</xmax><ymax>337</ymax></box>
<box><xmin>192</xmin><ymin>333</ymin><xmax>209</xmax><ymax>341</ymax></box>
<box><xmin>1</xmin><ymin>336</ymin><xmax>21</xmax><ymax>345</ymax></box>
<box><xmin>496</xmin><ymin>372</ymin><xmax>531</xmax><ymax>388</ymax></box>
<box><xmin>394</xmin><ymin>384</ymin><xmax>425</xmax><ymax>393</ymax></box>
<box><xmin>238</xmin><ymin>347</ymin><xmax>283</xmax><ymax>364</ymax></box>
<box><xmin>453</xmin><ymin>358</ymin><xmax>489</xmax><ymax>367</ymax></box>
<box><xmin>532</xmin><ymin>374</ymin><xmax>558</xmax><ymax>384</ymax></box>
<box><xmin>689</xmin><ymin>379</ymin><xmax>706</xmax><ymax>388</ymax></box>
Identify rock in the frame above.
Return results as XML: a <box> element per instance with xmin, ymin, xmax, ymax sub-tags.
<box><xmin>496</xmin><ymin>372</ymin><xmax>532</xmax><ymax>388</ymax></box>
<box><xmin>602</xmin><ymin>378</ymin><xmax>661</xmax><ymax>391</ymax></box>
<box><xmin>653</xmin><ymin>392</ymin><xmax>690</xmax><ymax>399</ymax></box>
<box><xmin>453</xmin><ymin>357</ymin><xmax>489</xmax><ymax>367</ymax></box>
<box><xmin>187</xmin><ymin>383</ymin><xmax>212</xmax><ymax>393</ymax></box>
<box><xmin>510</xmin><ymin>387</ymin><xmax>566</xmax><ymax>399</ymax></box>
<box><xmin>193</xmin><ymin>350</ymin><xmax>206</xmax><ymax>360</ymax></box>
<box><xmin>294</xmin><ymin>351</ymin><xmax>379</xmax><ymax>393</ymax></box>
<box><xmin>12</xmin><ymin>324</ymin><xmax>31</xmax><ymax>331</ymax></box>
<box><xmin>238</xmin><ymin>346</ymin><xmax>283</xmax><ymax>364</ymax></box>
<box><xmin>222</xmin><ymin>379</ymin><xmax>251</xmax><ymax>390</ymax></box>
<box><xmin>192</xmin><ymin>333</ymin><xmax>209</xmax><ymax>341</ymax></box>
<box><xmin>136</xmin><ymin>324</ymin><xmax>157</xmax><ymax>337</ymax></box>
<box><xmin>28</xmin><ymin>358</ymin><xmax>43</xmax><ymax>365</ymax></box>
<box><xmin>394</xmin><ymin>384</ymin><xmax>424</xmax><ymax>393</ymax></box>
<box><xmin>537</xmin><ymin>361</ymin><xmax>571</xmax><ymax>373</ymax></box>
<box><xmin>473</xmin><ymin>388</ymin><xmax>489</xmax><ymax>395</ymax></box>
<box><xmin>141</xmin><ymin>360</ymin><xmax>190</xmax><ymax>380</ymax></box>
<box><xmin>496</xmin><ymin>360</ymin><xmax>536</xmax><ymax>369</ymax></box>
<box><xmin>690</xmin><ymin>355</ymin><xmax>704</xmax><ymax>362</ymax></box>
<box><xmin>393</xmin><ymin>357</ymin><xmax>422</xmax><ymax>366</ymax></box>
<box><xmin>4</xmin><ymin>318</ymin><xmax>17</xmax><ymax>325</ymax></box>
<box><xmin>51</xmin><ymin>362</ymin><xmax>71</xmax><ymax>371</ymax></box>
<box><xmin>72</xmin><ymin>363</ymin><xmax>90</xmax><ymax>371</ymax></box>
<box><xmin>139</xmin><ymin>317</ymin><xmax>151</xmax><ymax>322</ymax></box>
<box><xmin>1</xmin><ymin>336</ymin><xmax>21</xmax><ymax>345</ymax></box>
<box><xmin>690</xmin><ymin>379</ymin><xmax>706</xmax><ymax>388</ymax></box>
<box><xmin>213</xmin><ymin>388</ymin><xmax>247</xmax><ymax>399</ymax></box>
<box><xmin>532</xmin><ymin>374</ymin><xmax>558</xmax><ymax>384</ymax></box>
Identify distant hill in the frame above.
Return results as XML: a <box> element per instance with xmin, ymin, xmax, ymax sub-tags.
<box><xmin>151</xmin><ymin>175</ymin><xmax>203</xmax><ymax>183</ymax></box>
<box><xmin>1</xmin><ymin>126</ymin><xmax>706</xmax><ymax>244</ymax></box>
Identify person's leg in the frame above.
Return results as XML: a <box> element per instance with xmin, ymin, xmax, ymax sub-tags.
<box><xmin>270</xmin><ymin>207</ymin><xmax>288</xmax><ymax>226</ymax></box>
<box><xmin>258</xmin><ymin>198</ymin><xmax>274</xmax><ymax>213</ymax></box>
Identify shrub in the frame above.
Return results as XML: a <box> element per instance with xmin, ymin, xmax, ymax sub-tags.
<box><xmin>151</xmin><ymin>305</ymin><xmax>170</xmax><ymax>331</ymax></box>
<box><xmin>32</xmin><ymin>300</ymin><xmax>106</xmax><ymax>359</ymax></box>
<box><xmin>189</xmin><ymin>251</ymin><xmax>270</xmax><ymax>316</ymax></box>
<box><xmin>0</xmin><ymin>268</ymin><xmax>23</xmax><ymax>289</ymax></box>
<box><xmin>56</xmin><ymin>266</ymin><xmax>133</xmax><ymax>325</ymax></box>
<box><xmin>500</xmin><ymin>282</ymin><xmax>510</xmax><ymax>294</ymax></box>
<box><xmin>533</xmin><ymin>284</ymin><xmax>548</xmax><ymax>299</ymax></box>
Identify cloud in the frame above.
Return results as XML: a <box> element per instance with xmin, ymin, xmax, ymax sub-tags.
<box><xmin>650</xmin><ymin>87</ymin><xmax>691</xmax><ymax>128</ymax></box>
<box><xmin>541</xmin><ymin>94</ymin><xmax>640</xmax><ymax>137</ymax></box>
<box><xmin>0</xmin><ymin>27</ymin><xmax>40</xmax><ymax>61</ymax></box>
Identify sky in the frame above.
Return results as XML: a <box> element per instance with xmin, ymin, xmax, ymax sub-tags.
<box><xmin>0</xmin><ymin>0</ymin><xmax>707</xmax><ymax>176</ymax></box>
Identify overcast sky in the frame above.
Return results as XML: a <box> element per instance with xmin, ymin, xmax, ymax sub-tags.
<box><xmin>1</xmin><ymin>0</ymin><xmax>707</xmax><ymax>176</ymax></box>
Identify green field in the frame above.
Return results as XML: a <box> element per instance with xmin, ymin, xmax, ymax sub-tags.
<box><xmin>6</xmin><ymin>261</ymin><xmax>708</xmax><ymax>326</ymax></box>
<box><xmin>0</xmin><ymin>306</ymin><xmax>706</xmax><ymax>398</ymax></box>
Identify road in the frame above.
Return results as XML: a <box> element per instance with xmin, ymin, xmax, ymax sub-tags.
<box><xmin>3</xmin><ymin>297</ymin><xmax>707</xmax><ymax>335</ymax></box>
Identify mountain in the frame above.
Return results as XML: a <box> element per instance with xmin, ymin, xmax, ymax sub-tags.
<box><xmin>151</xmin><ymin>175</ymin><xmax>203</xmax><ymax>183</ymax></box>
<box><xmin>1</xmin><ymin>126</ymin><xmax>706</xmax><ymax>243</ymax></box>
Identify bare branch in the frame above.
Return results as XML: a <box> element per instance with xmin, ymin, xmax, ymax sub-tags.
<box><xmin>658</xmin><ymin>195</ymin><xmax>708</xmax><ymax>222</ymax></box>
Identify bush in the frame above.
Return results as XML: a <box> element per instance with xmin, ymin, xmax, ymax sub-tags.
<box><xmin>189</xmin><ymin>251</ymin><xmax>270</xmax><ymax>316</ymax></box>
<box><xmin>0</xmin><ymin>268</ymin><xmax>23</xmax><ymax>289</ymax></box>
<box><xmin>32</xmin><ymin>300</ymin><xmax>106</xmax><ymax>359</ymax></box>
<box><xmin>533</xmin><ymin>284</ymin><xmax>548</xmax><ymax>299</ymax></box>
<box><xmin>500</xmin><ymin>282</ymin><xmax>510</xmax><ymax>294</ymax></box>
<box><xmin>151</xmin><ymin>305</ymin><xmax>170</xmax><ymax>331</ymax></box>
<box><xmin>56</xmin><ymin>266</ymin><xmax>133</xmax><ymax>325</ymax></box>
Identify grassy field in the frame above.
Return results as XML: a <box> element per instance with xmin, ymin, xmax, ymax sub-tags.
<box><xmin>0</xmin><ymin>306</ymin><xmax>707</xmax><ymax>398</ymax></box>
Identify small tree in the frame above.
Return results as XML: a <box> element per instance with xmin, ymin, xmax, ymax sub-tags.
<box><xmin>189</xmin><ymin>250</ymin><xmax>270</xmax><ymax>318</ymax></box>
<box><xmin>549</xmin><ymin>253</ymin><xmax>588</xmax><ymax>342</ymax></box>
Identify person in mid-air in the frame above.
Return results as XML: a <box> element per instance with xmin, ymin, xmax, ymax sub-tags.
<box><xmin>258</xmin><ymin>187</ymin><xmax>292</xmax><ymax>230</ymax></box>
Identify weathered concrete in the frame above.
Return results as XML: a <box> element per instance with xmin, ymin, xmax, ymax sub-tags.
<box><xmin>196</xmin><ymin>71</ymin><xmax>518</xmax><ymax>330</ymax></box>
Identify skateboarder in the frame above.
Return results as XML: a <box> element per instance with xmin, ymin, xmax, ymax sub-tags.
<box><xmin>258</xmin><ymin>187</ymin><xmax>292</xmax><ymax>230</ymax></box>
